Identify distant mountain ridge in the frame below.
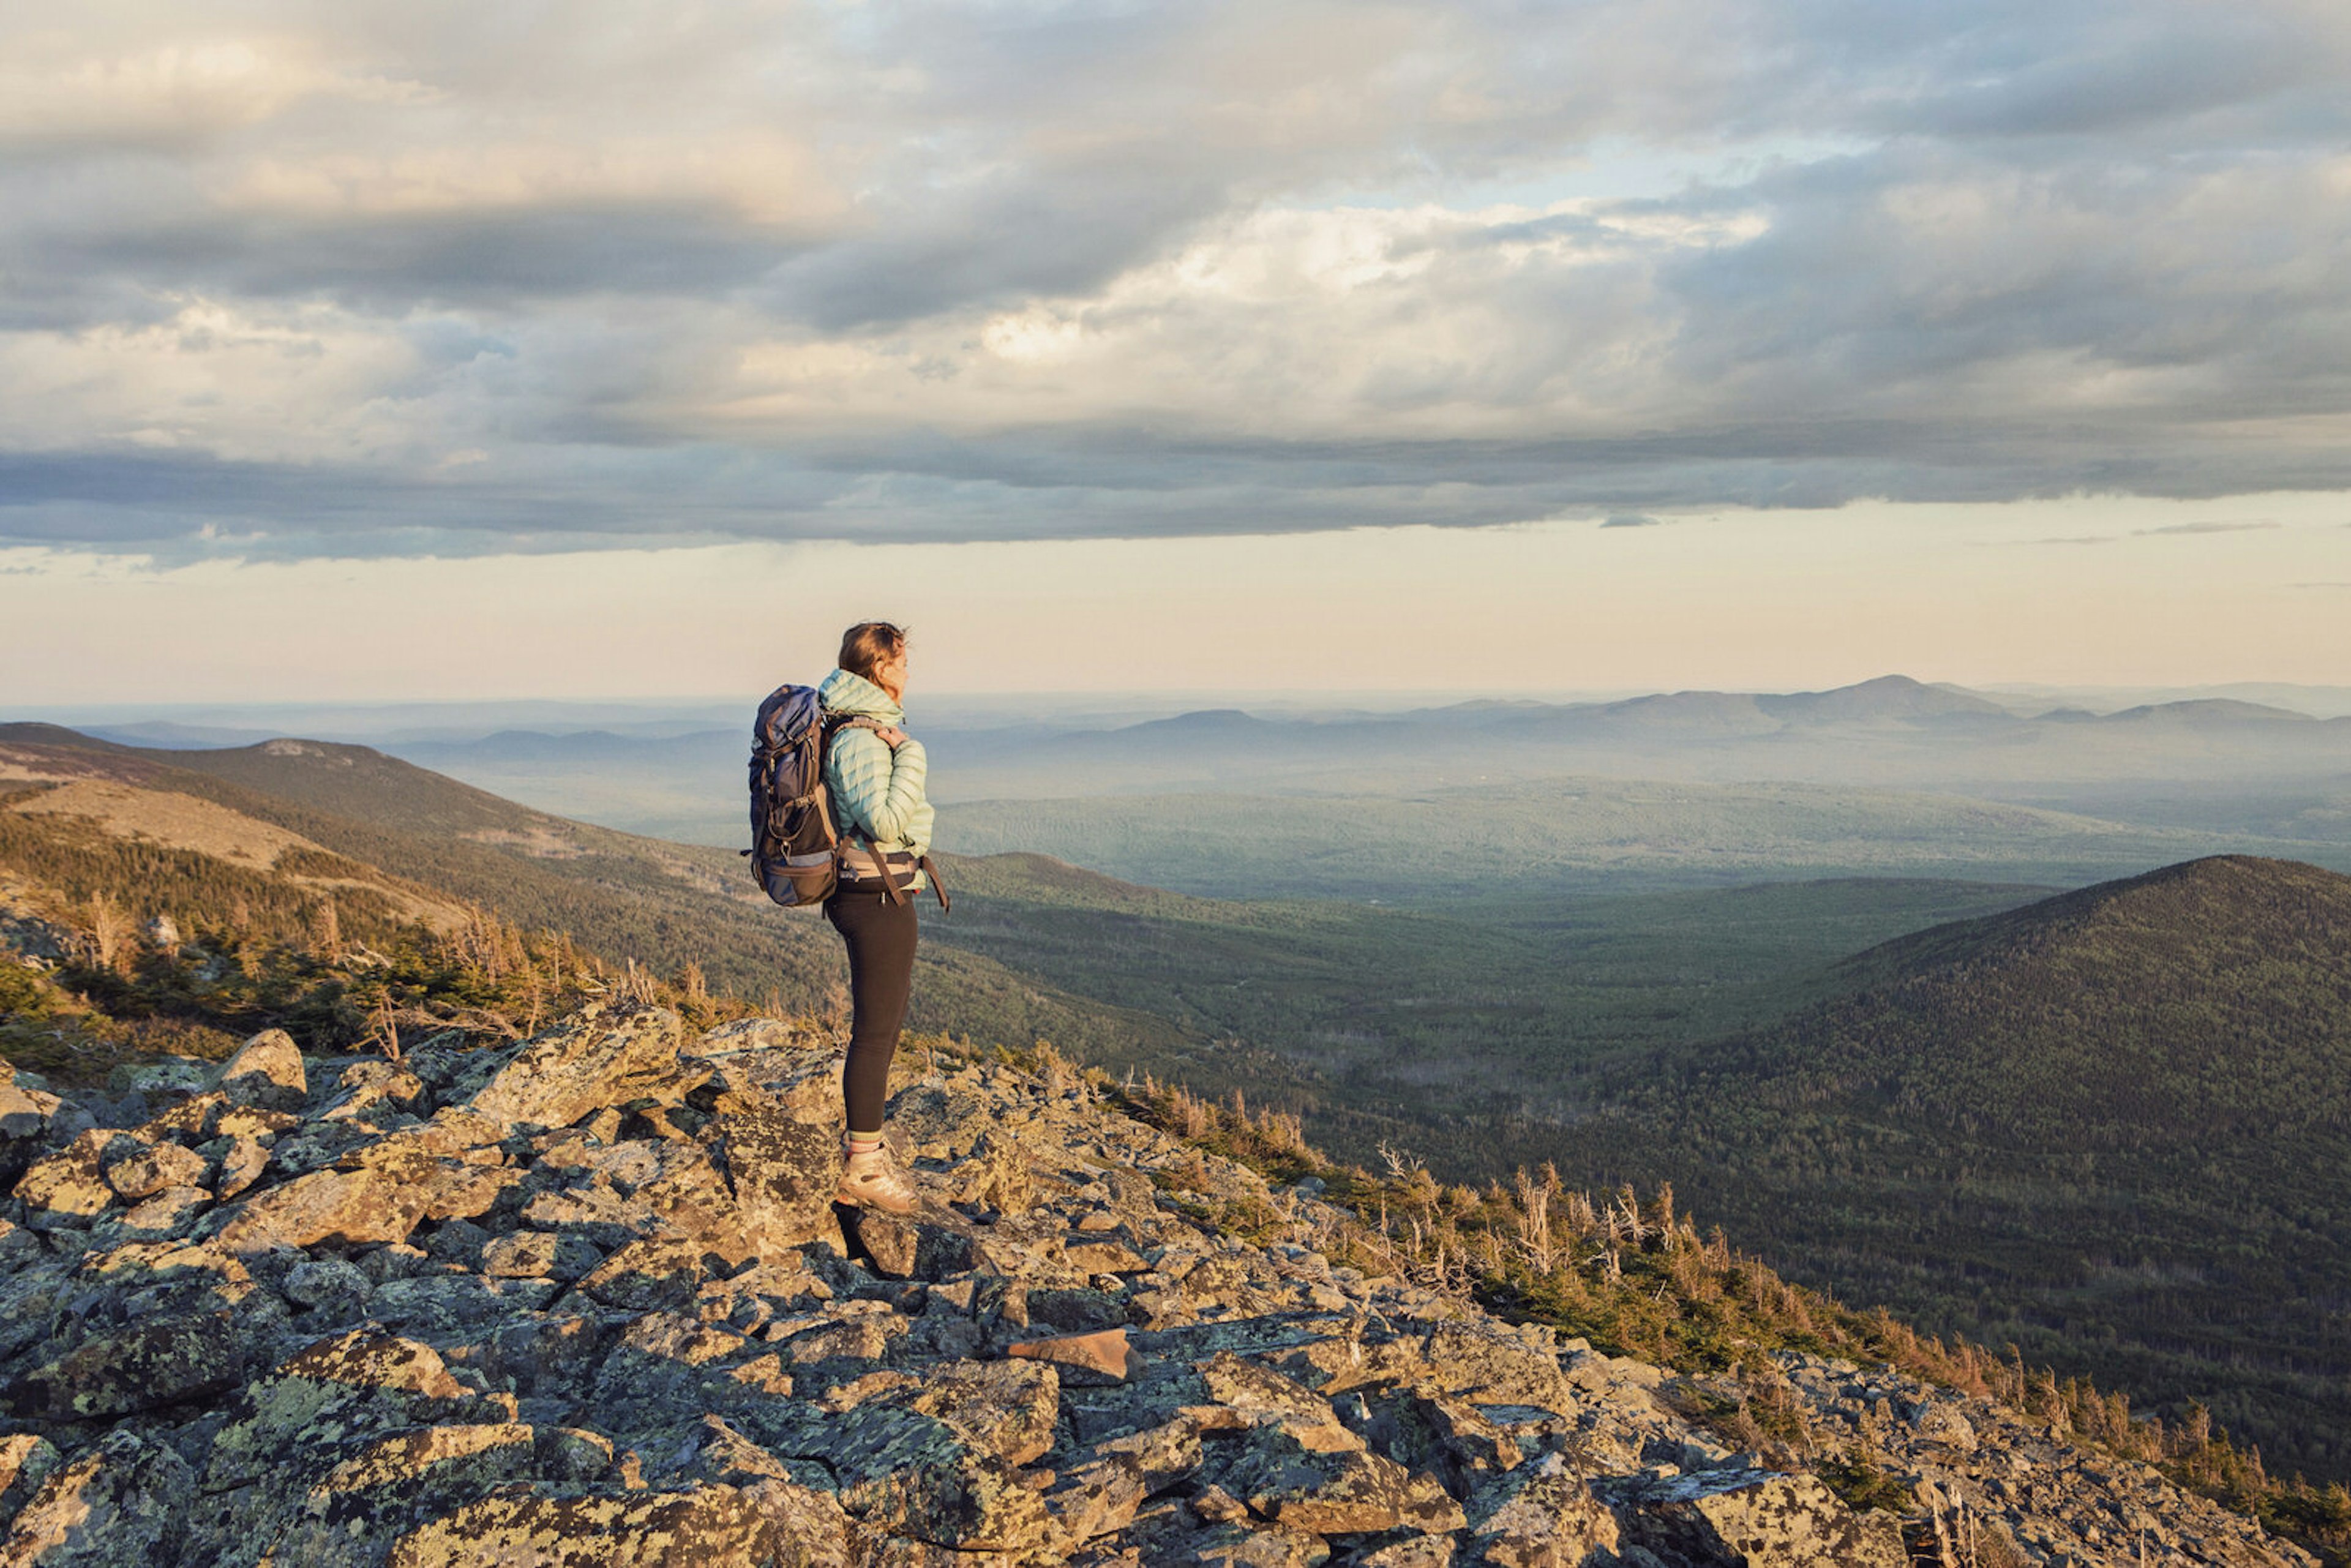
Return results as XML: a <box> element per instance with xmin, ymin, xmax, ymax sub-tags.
<box><xmin>321</xmin><ymin>675</ymin><xmax>2351</xmax><ymax>849</ymax></box>
<box><xmin>1570</xmin><ymin>854</ymin><xmax>2351</xmax><ymax>1484</ymax></box>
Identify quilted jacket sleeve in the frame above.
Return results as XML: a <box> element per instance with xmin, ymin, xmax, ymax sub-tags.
<box><xmin>828</xmin><ymin>729</ymin><xmax>933</xmax><ymax>853</ymax></box>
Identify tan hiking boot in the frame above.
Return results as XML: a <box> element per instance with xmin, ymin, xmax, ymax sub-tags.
<box><xmin>836</xmin><ymin>1145</ymin><xmax>918</xmax><ymax>1214</ymax></box>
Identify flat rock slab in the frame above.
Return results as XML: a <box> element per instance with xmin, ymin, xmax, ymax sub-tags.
<box><xmin>217</xmin><ymin>1167</ymin><xmax>435</xmax><ymax>1252</ymax></box>
<box><xmin>1009</xmin><ymin>1327</ymin><xmax>1136</xmax><ymax>1384</ymax></box>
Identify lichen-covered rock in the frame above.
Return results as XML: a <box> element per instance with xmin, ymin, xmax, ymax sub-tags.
<box><xmin>937</xmin><ymin>1131</ymin><xmax>1035</xmax><ymax>1215</ymax></box>
<box><xmin>268</xmin><ymin>1421</ymin><xmax>541</xmax><ymax>1567</ymax></box>
<box><xmin>0</xmin><ymin>1075</ymin><xmax>62</xmax><ymax>1142</ymax></box>
<box><xmin>0</xmin><ymin>1428</ymin><xmax>191</xmax><ymax>1566</ymax></box>
<box><xmin>1223</xmin><ymin>1424</ymin><xmax>1467</xmax><ymax>1536</ymax></box>
<box><xmin>217</xmin><ymin>1027</ymin><xmax>307</xmax><ymax>1113</ymax></box>
<box><xmin>462</xmin><ymin>1007</ymin><xmax>701</xmax><ymax>1133</ymax></box>
<box><xmin>697</xmin><ymin>1095</ymin><xmax>843</xmax><ymax>1257</ymax></box>
<box><xmin>106</xmin><ymin>1055</ymin><xmax>211</xmax><ymax>1100</ymax></box>
<box><xmin>0</xmin><ymin>1434</ymin><xmax>61</xmax><ymax>1526</ymax></box>
<box><xmin>900</xmin><ymin>1359</ymin><xmax>1062</xmax><ymax>1467</ymax></box>
<box><xmin>13</xmin><ymin>1130</ymin><xmax>119</xmax><ymax>1228</ymax></box>
<box><xmin>217</xmin><ymin>1167</ymin><xmax>435</xmax><ymax>1252</ymax></box>
<box><xmin>287</xmin><ymin>1256</ymin><xmax>373</xmax><ymax>1320</ymax></box>
<box><xmin>101</xmin><ymin>1139</ymin><xmax>208</xmax><ymax>1200</ymax></box>
<box><xmin>481</xmin><ymin>1230</ymin><xmax>558</xmax><ymax>1278</ymax></box>
<box><xmin>1908</xmin><ymin>1395</ymin><xmax>1979</xmax><ymax>1453</ymax></box>
<box><xmin>216</xmin><ymin>1134</ymin><xmax>271</xmax><ymax>1200</ymax></box>
<box><xmin>202</xmin><ymin>1330</ymin><xmax>493</xmax><ymax>1493</ymax></box>
<box><xmin>4</xmin><ymin>1308</ymin><xmax>242</xmax><ymax>1420</ymax></box>
<box><xmin>386</xmin><ymin>1482</ymin><xmax>779</xmax><ymax>1567</ymax></box>
<box><xmin>849</xmin><ymin>1205</ymin><xmax>976</xmax><ymax>1281</ymax></box>
<box><xmin>575</xmin><ymin>1236</ymin><xmax>713</xmax><ymax>1312</ymax></box>
<box><xmin>370</xmin><ymin>1271</ymin><xmax>559</xmax><ymax>1337</ymax></box>
<box><xmin>1616</xmin><ymin>1467</ymin><xmax>1908</xmax><ymax>1568</ymax></box>
<box><xmin>318</xmin><ymin>1060</ymin><xmax>427</xmax><ymax>1123</ymax></box>
<box><xmin>483</xmin><ymin>1313</ymin><xmax>607</xmax><ymax>1400</ymax></box>
<box><xmin>1469</xmin><ymin>1454</ymin><xmax>1624</xmax><ymax>1566</ymax></box>
<box><xmin>0</xmin><ymin>1013</ymin><xmax>2314</xmax><ymax>1568</ymax></box>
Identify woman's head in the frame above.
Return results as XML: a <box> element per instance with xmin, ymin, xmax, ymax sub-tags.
<box><xmin>839</xmin><ymin>621</ymin><xmax>909</xmax><ymax>700</ymax></box>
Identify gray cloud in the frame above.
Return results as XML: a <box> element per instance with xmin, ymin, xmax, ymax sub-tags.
<box><xmin>2</xmin><ymin>0</ymin><xmax>2349</xmax><ymax>559</ymax></box>
<box><xmin>2135</xmin><ymin>521</ymin><xmax>2281</xmax><ymax>536</ymax></box>
<box><xmin>1601</xmin><ymin>514</ymin><xmax>1661</xmax><ymax>528</ymax></box>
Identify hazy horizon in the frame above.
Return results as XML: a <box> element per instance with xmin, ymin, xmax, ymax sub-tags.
<box><xmin>19</xmin><ymin>672</ymin><xmax>2351</xmax><ymax>745</ymax></box>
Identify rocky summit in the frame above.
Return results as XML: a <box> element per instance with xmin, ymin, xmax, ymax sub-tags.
<box><xmin>0</xmin><ymin>1004</ymin><xmax>2312</xmax><ymax>1567</ymax></box>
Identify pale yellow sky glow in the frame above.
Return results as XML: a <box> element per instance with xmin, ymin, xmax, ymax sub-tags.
<box><xmin>6</xmin><ymin>493</ymin><xmax>2343</xmax><ymax>703</ymax></box>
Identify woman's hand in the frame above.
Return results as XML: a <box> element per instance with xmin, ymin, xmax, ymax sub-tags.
<box><xmin>874</xmin><ymin>726</ymin><xmax>909</xmax><ymax>750</ymax></box>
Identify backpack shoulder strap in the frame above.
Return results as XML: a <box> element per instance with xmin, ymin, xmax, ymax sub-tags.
<box><xmin>824</xmin><ymin>718</ymin><xmax>912</xmax><ymax>906</ymax></box>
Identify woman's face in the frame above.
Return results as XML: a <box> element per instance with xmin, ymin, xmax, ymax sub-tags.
<box><xmin>876</xmin><ymin>650</ymin><xmax>908</xmax><ymax>700</ymax></box>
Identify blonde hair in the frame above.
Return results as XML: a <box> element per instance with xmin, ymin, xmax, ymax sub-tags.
<box><xmin>838</xmin><ymin>622</ymin><xmax>907</xmax><ymax>686</ymax></box>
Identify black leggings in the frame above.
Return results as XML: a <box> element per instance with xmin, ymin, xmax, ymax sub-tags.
<box><xmin>824</xmin><ymin>883</ymin><xmax>918</xmax><ymax>1135</ymax></box>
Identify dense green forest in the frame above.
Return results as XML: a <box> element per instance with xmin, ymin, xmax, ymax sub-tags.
<box><xmin>934</xmin><ymin>852</ymin><xmax>2049</xmax><ymax>1131</ymax></box>
<box><xmin>1550</xmin><ymin>857</ymin><xmax>2351</xmax><ymax>1486</ymax></box>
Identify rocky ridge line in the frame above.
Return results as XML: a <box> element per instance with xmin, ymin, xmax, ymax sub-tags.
<box><xmin>0</xmin><ymin>1003</ymin><xmax>2312</xmax><ymax>1567</ymax></box>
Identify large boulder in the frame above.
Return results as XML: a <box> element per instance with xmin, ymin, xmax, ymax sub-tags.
<box><xmin>216</xmin><ymin>1168</ymin><xmax>436</xmax><ymax>1253</ymax></box>
<box><xmin>463</xmin><ymin>1007</ymin><xmax>705</xmax><ymax>1133</ymax></box>
<box><xmin>1616</xmin><ymin>1468</ymin><xmax>1909</xmax><ymax>1567</ymax></box>
<box><xmin>1469</xmin><ymin>1455</ymin><xmax>1625</xmax><ymax>1566</ymax></box>
<box><xmin>697</xmin><ymin>1095</ymin><xmax>842</xmax><ymax>1257</ymax></box>
<box><xmin>216</xmin><ymin>1028</ymin><xmax>307</xmax><ymax>1113</ymax></box>
<box><xmin>3</xmin><ymin>1309</ymin><xmax>244</xmax><ymax>1421</ymax></box>
<box><xmin>13</xmin><ymin>1130</ymin><xmax>121</xmax><ymax>1229</ymax></box>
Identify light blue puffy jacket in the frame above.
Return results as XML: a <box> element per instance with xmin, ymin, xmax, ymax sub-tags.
<box><xmin>819</xmin><ymin>667</ymin><xmax>934</xmax><ymax>890</ymax></box>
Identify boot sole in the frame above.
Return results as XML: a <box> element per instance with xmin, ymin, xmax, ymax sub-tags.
<box><xmin>834</xmin><ymin>1185</ymin><xmax>917</xmax><ymax>1215</ymax></box>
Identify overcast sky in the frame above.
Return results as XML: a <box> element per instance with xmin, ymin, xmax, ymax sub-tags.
<box><xmin>4</xmin><ymin>1</ymin><xmax>2348</xmax><ymax>698</ymax></box>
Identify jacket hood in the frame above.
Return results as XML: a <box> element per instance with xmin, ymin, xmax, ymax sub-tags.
<box><xmin>818</xmin><ymin>667</ymin><xmax>904</xmax><ymax>724</ymax></box>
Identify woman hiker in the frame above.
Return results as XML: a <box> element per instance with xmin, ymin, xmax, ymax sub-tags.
<box><xmin>820</xmin><ymin>621</ymin><xmax>936</xmax><ymax>1215</ymax></box>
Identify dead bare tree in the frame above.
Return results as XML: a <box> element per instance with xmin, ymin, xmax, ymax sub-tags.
<box><xmin>1515</xmin><ymin>1165</ymin><xmax>1559</xmax><ymax>1274</ymax></box>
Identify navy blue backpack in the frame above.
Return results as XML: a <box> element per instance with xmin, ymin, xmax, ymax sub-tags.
<box><xmin>744</xmin><ymin>685</ymin><xmax>865</xmax><ymax>908</ymax></box>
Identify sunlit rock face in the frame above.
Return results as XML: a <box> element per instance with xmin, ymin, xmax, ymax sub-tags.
<box><xmin>0</xmin><ymin>1007</ymin><xmax>2315</xmax><ymax>1566</ymax></box>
